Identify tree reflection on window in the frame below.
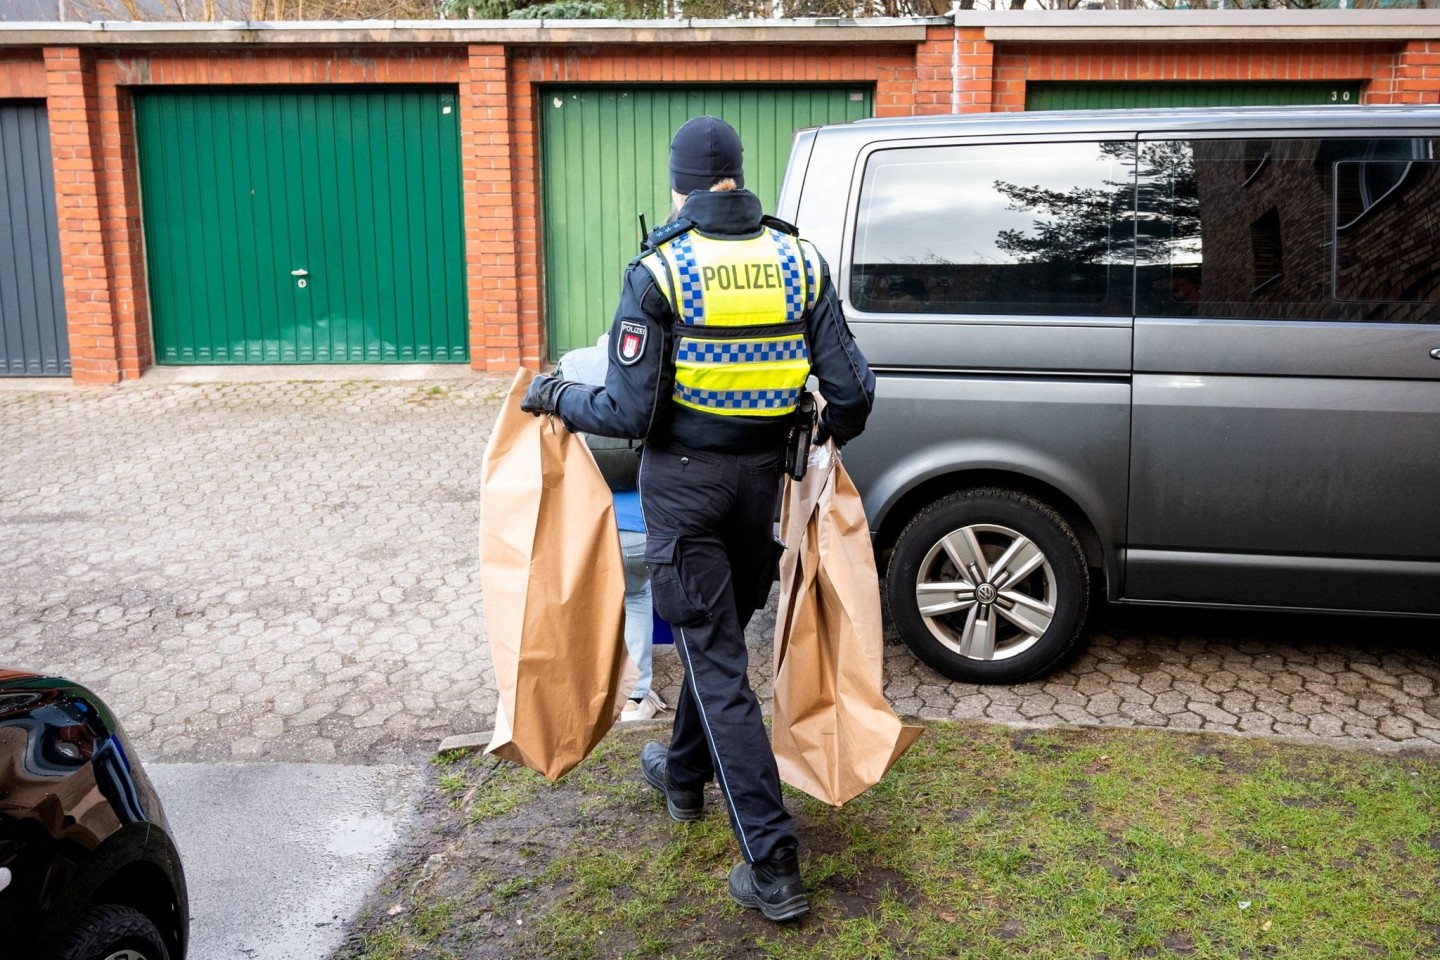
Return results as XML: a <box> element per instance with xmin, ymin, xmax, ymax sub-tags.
<box><xmin>849</xmin><ymin>141</ymin><xmax>1133</xmax><ymax>317</ymax></box>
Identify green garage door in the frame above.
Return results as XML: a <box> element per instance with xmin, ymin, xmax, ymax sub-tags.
<box><xmin>1027</xmin><ymin>82</ymin><xmax>1363</xmax><ymax>111</ymax></box>
<box><xmin>541</xmin><ymin>86</ymin><xmax>872</xmax><ymax>358</ymax></box>
<box><xmin>135</xmin><ymin>87</ymin><xmax>466</xmax><ymax>364</ymax></box>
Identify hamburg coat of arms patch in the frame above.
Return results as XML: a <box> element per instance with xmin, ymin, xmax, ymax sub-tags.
<box><xmin>616</xmin><ymin>320</ymin><xmax>648</xmax><ymax>366</ymax></box>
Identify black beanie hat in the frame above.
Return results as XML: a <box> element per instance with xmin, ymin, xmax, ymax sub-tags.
<box><xmin>669</xmin><ymin>116</ymin><xmax>744</xmax><ymax>194</ymax></box>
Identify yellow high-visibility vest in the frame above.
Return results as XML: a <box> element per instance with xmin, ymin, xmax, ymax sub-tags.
<box><xmin>642</xmin><ymin>227</ymin><xmax>822</xmax><ymax>418</ymax></box>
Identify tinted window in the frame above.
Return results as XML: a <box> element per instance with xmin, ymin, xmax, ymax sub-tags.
<box><xmin>1137</xmin><ymin>137</ymin><xmax>1440</xmax><ymax>323</ymax></box>
<box><xmin>1334</xmin><ymin>151</ymin><xmax>1440</xmax><ymax>305</ymax></box>
<box><xmin>851</xmin><ymin>142</ymin><xmax>1134</xmax><ymax>317</ymax></box>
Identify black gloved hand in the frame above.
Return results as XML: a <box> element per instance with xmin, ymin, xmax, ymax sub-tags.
<box><xmin>521</xmin><ymin>374</ymin><xmax>569</xmax><ymax>416</ymax></box>
<box><xmin>813</xmin><ymin>418</ymin><xmax>834</xmax><ymax>448</ymax></box>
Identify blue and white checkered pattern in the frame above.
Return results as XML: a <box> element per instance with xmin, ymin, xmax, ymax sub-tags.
<box><xmin>669</xmin><ymin>232</ymin><xmax>705</xmax><ymax>325</ymax></box>
<box><xmin>799</xmin><ymin>241</ymin><xmax>819</xmax><ymax>312</ymax></box>
<box><xmin>675</xmin><ymin>383</ymin><xmax>803</xmax><ymax>411</ymax></box>
<box><xmin>676</xmin><ymin>337</ymin><xmax>807</xmax><ymax>364</ymax></box>
<box><xmin>768</xmin><ymin>230</ymin><xmax>805</xmax><ymax>322</ymax></box>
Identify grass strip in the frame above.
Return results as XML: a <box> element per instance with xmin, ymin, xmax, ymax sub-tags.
<box><xmin>339</xmin><ymin>722</ymin><xmax>1440</xmax><ymax>960</ymax></box>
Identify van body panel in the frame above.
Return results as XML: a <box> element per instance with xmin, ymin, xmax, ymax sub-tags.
<box><xmin>1125</xmin><ymin>549</ymin><xmax>1440</xmax><ymax>614</ymax></box>
<box><xmin>776</xmin><ymin>127</ymin><xmax>816</xmax><ymax>227</ymax></box>
<box><xmin>851</xmin><ymin>319</ymin><xmax>1132</xmax><ymax>374</ymax></box>
<box><xmin>1129</xmin><ymin>369</ymin><xmax>1440</xmax><ymax>612</ymax></box>
<box><xmin>841</xmin><ymin>372</ymin><xmax>1131</xmax><ymax>575</ymax></box>
<box><xmin>1134</xmin><ymin>318</ymin><xmax>1440</xmax><ymax>381</ymax></box>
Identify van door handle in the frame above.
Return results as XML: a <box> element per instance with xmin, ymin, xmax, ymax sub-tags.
<box><xmin>1432</xmin><ymin>348</ymin><xmax>1440</xmax><ymax>360</ymax></box>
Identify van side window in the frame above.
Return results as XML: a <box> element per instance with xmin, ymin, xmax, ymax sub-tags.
<box><xmin>1137</xmin><ymin>137</ymin><xmax>1440</xmax><ymax>322</ymax></box>
<box><xmin>850</xmin><ymin>142</ymin><xmax>1134</xmax><ymax>317</ymax></box>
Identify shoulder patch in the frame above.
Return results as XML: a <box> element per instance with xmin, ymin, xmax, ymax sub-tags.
<box><xmin>615</xmin><ymin>319</ymin><xmax>649</xmax><ymax>366</ymax></box>
<box><xmin>646</xmin><ymin>218</ymin><xmax>694</xmax><ymax>249</ymax></box>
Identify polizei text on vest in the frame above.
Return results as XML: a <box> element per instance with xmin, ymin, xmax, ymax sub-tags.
<box><xmin>702</xmin><ymin>262</ymin><xmax>783</xmax><ymax>291</ymax></box>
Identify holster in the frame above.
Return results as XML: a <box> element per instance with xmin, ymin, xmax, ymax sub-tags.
<box><xmin>784</xmin><ymin>391</ymin><xmax>816</xmax><ymax>481</ymax></box>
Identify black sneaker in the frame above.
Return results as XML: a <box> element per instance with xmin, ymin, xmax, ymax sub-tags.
<box><xmin>640</xmin><ymin>741</ymin><xmax>703</xmax><ymax>822</ymax></box>
<box><xmin>728</xmin><ymin>846</ymin><xmax>809</xmax><ymax>922</ymax></box>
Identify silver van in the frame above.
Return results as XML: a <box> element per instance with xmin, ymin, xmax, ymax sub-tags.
<box><xmin>776</xmin><ymin>106</ymin><xmax>1440</xmax><ymax>684</ymax></box>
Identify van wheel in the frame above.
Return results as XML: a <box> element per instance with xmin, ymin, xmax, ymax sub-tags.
<box><xmin>887</xmin><ymin>488</ymin><xmax>1089</xmax><ymax>684</ymax></box>
<box><xmin>49</xmin><ymin>903</ymin><xmax>171</xmax><ymax>960</ymax></box>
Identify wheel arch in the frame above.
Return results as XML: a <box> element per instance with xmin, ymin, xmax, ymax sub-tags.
<box><xmin>869</xmin><ymin>462</ymin><xmax>1116</xmax><ymax>600</ymax></box>
<box><xmin>41</xmin><ymin>824</ymin><xmax>188</xmax><ymax>960</ymax></box>
<box><xmin>91</xmin><ymin>857</ymin><xmax>187</xmax><ymax>960</ymax></box>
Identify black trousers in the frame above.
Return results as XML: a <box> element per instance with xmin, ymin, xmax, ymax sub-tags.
<box><xmin>639</xmin><ymin>443</ymin><xmax>795</xmax><ymax>864</ymax></box>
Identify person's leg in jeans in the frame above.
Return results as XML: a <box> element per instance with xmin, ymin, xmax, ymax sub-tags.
<box><xmin>620</xmin><ymin>528</ymin><xmax>660</xmax><ymax>720</ymax></box>
<box><xmin>619</xmin><ymin>530</ymin><xmax>653</xmax><ymax>697</ymax></box>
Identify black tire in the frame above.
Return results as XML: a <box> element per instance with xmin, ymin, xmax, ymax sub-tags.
<box><xmin>47</xmin><ymin>903</ymin><xmax>171</xmax><ymax>960</ymax></box>
<box><xmin>886</xmin><ymin>488</ymin><xmax>1089</xmax><ymax>684</ymax></box>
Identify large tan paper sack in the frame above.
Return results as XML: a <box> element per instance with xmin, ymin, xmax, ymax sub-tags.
<box><xmin>772</xmin><ymin>442</ymin><xmax>923</xmax><ymax>806</ymax></box>
<box><xmin>479</xmin><ymin>369</ymin><xmax>630</xmax><ymax>781</ymax></box>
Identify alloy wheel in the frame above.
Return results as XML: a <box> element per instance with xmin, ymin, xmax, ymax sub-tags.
<box><xmin>913</xmin><ymin>522</ymin><xmax>1057</xmax><ymax>661</ymax></box>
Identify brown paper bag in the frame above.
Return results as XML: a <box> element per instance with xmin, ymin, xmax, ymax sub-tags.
<box><xmin>479</xmin><ymin>369</ymin><xmax>630</xmax><ymax>780</ymax></box>
<box><xmin>772</xmin><ymin>442</ymin><xmax>923</xmax><ymax>806</ymax></box>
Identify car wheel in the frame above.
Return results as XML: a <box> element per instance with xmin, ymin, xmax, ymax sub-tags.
<box><xmin>887</xmin><ymin>488</ymin><xmax>1089</xmax><ymax>684</ymax></box>
<box><xmin>48</xmin><ymin>903</ymin><xmax>171</xmax><ymax>960</ymax></box>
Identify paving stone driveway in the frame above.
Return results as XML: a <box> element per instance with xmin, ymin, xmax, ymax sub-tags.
<box><xmin>2</xmin><ymin>376</ymin><xmax>1437</xmax><ymax>764</ymax></box>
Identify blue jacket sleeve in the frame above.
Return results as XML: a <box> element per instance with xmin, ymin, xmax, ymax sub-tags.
<box><xmin>552</xmin><ymin>262</ymin><xmax>673</xmax><ymax>440</ymax></box>
<box><xmin>807</xmin><ymin>259</ymin><xmax>875</xmax><ymax>446</ymax></box>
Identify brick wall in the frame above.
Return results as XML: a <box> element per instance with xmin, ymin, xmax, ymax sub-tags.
<box><xmin>1372</xmin><ymin>40</ymin><xmax>1440</xmax><ymax>104</ymax></box>
<box><xmin>3</xmin><ymin>27</ymin><xmax>1439</xmax><ymax>381</ymax></box>
<box><xmin>0</xmin><ymin>51</ymin><xmax>46</xmax><ymax>98</ymax></box>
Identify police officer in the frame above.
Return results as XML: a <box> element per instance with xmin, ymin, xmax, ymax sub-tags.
<box><xmin>521</xmin><ymin>115</ymin><xmax>874</xmax><ymax>922</ymax></box>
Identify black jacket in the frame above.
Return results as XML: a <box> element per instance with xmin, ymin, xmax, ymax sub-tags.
<box><xmin>553</xmin><ymin>188</ymin><xmax>875</xmax><ymax>453</ymax></box>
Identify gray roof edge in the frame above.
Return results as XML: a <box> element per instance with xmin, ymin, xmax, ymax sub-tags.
<box><xmin>960</xmin><ymin>8</ymin><xmax>1440</xmax><ymax>39</ymax></box>
<box><xmin>8</xmin><ymin>11</ymin><xmax>1440</xmax><ymax>45</ymax></box>
<box><xmin>957</xmin><ymin>8</ymin><xmax>1440</xmax><ymax>25</ymax></box>
<box><xmin>854</xmin><ymin>103</ymin><xmax>1440</xmax><ymax>125</ymax></box>
<box><xmin>0</xmin><ymin>17</ymin><xmax>940</xmax><ymax>46</ymax></box>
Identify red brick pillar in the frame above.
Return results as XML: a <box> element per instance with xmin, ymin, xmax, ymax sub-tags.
<box><xmin>914</xmin><ymin>26</ymin><xmax>994</xmax><ymax>116</ymax></box>
<box><xmin>44</xmin><ymin>47</ymin><xmax>121</xmax><ymax>384</ymax></box>
<box><xmin>460</xmin><ymin>44</ymin><xmax>525</xmax><ymax>372</ymax></box>
<box><xmin>1386</xmin><ymin>41</ymin><xmax>1440</xmax><ymax>104</ymax></box>
<box><xmin>94</xmin><ymin>60</ymin><xmax>151</xmax><ymax>378</ymax></box>
<box><xmin>954</xmin><ymin>27</ymin><xmax>995</xmax><ymax>113</ymax></box>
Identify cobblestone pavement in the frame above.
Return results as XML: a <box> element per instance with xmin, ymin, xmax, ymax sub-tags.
<box><xmin>2</xmin><ymin>377</ymin><xmax>1437</xmax><ymax>764</ymax></box>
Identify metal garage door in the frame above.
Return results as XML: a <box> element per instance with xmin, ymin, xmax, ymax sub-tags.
<box><xmin>135</xmin><ymin>87</ymin><xmax>467</xmax><ymax>364</ymax></box>
<box><xmin>1</xmin><ymin>102</ymin><xmax>68</xmax><ymax>377</ymax></box>
<box><xmin>541</xmin><ymin>86</ymin><xmax>872</xmax><ymax>358</ymax></box>
<box><xmin>1026</xmin><ymin>82</ymin><xmax>1363</xmax><ymax>111</ymax></box>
